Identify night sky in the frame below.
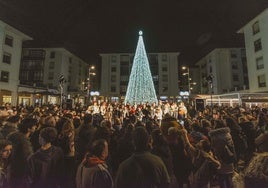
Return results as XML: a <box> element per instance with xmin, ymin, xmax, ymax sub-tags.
<box><xmin>0</xmin><ymin>0</ymin><xmax>267</xmax><ymax>65</ymax></box>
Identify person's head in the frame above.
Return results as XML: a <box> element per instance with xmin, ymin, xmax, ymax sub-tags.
<box><xmin>90</xmin><ymin>139</ymin><xmax>108</xmax><ymax>160</ymax></box>
<box><xmin>0</xmin><ymin>139</ymin><xmax>12</xmax><ymax>159</ymax></box>
<box><xmin>18</xmin><ymin>117</ymin><xmax>38</xmax><ymax>134</ymax></box>
<box><xmin>44</xmin><ymin>116</ymin><xmax>56</xmax><ymax>127</ymax></box>
<box><xmin>39</xmin><ymin>127</ymin><xmax>58</xmax><ymax>146</ymax></box>
<box><xmin>151</xmin><ymin>129</ymin><xmax>167</xmax><ymax>147</ymax></box>
<box><xmin>132</xmin><ymin>126</ymin><xmax>150</xmax><ymax>152</ymax></box>
<box><xmin>6</xmin><ymin>115</ymin><xmax>21</xmax><ymax>124</ymax></box>
<box><xmin>83</xmin><ymin>113</ymin><xmax>93</xmax><ymax>125</ymax></box>
<box><xmin>197</xmin><ymin>139</ymin><xmax>211</xmax><ymax>152</ymax></box>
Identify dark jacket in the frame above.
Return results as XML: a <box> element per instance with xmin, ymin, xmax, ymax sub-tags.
<box><xmin>209</xmin><ymin>127</ymin><xmax>235</xmax><ymax>174</ymax></box>
<box><xmin>115</xmin><ymin>151</ymin><xmax>170</xmax><ymax>188</ymax></box>
<box><xmin>0</xmin><ymin>122</ymin><xmax>18</xmax><ymax>139</ymax></box>
<box><xmin>27</xmin><ymin>145</ymin><xmax>65</xmax><ymax>188</ymax></box>
<box><xmin>7</xmin><ymin>132</ymin><xmax>33</xmax><ymax>188</ymax></box>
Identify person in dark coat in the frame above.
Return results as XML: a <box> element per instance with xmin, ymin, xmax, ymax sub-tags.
<box><xmin>151</xmin><ymin>129</ymin><xmax>174</xmax><ymax>179</ymax></box>
<box><xmin>76</xmin><ymin>139</ymin><xmax>113</xmax><ymax>188</ymax></box>
<box><xmin>167</xmin><ymin>127</ymin><xmax>193</xmax><ymax>188</ymax></box>
<box><xmin>27</xmin><ymin>127</ymin><xmax>65</xmax><ymax>188</ymax></box>
<box><xmin>7</xmin><ymin>117</ymin><xmax>35</xmax><ymax>188</ymax></box>
<box><xmin>0</xmin><ymin>139</ymin><xmax>12</xmax><ymax>187</ymax></box>
<box><xmin>0</xmin><ymin>115</ymin><xmax>20</xmax><ymax>139</ymax></box>
<box><xmin>75</xmin><ymin>113</ymin><xmax>96</xmax><ymax>167</ymax></box>
<box><xmin>209</xmin><ymin>127</ymin><xmax>236</xmax><ymax>188</ymax></box>
<box><xmin>115</xmin><ymin>126</ymin><xmax>170</xmax><ymax>188</ymax></box>
<box><xmin>243</xmin><ymin>152</ymin><xmax>268</xmax><ymax>188</ymax></box>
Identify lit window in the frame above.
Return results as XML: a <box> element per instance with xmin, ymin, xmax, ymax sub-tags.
<box><xmin>258</xmin><ymin>74</ymin><xmax>266</xmax><ymax>87</ymax></box>
<box><xmin>256</xmin><ymin>57</ymin><xmax>264</xmax><ymax>70</ymax></box>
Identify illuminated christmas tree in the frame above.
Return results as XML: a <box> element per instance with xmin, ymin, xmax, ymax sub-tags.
<box><xmin>124</xmin><ymin>31</ymin><xmax>158</xmax><ymax>105</ymax></box>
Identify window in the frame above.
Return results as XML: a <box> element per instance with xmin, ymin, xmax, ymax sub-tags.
<box><xmin>162</xmin><ymin>75</ymin><xmax>168</xmax><ymax>82</ymax></box>
<box><xmin>233</xmin><ymin>74</ymin><xmax>239</xmax><ymax>82</ymax></box>
<box><xmin>162</xmin><ymin>86</ymin><xmax>168</xmax><ymax>92</ymax></box>
<box><xmin>162</xmin><ymin>54</ymin><xmax>167</xmax><ymax>61</ymax></box>
<box><xmin>5</xmin><ymin>35</ymin><xmax>13</xmax><ymax>47</ymax></box>
<box><xmin>256</xmin><ymin>57</ymin><xmax>264</xmax><ymax>70</ymax></box>
<box><xmin>111</xmin><ymin>75</ymin><xmax>116</xmax><ymax>82</ymax></box>
<box><xmin>254</xmin><ymin>39</ymin><xmax>262</xmax><ymax>52</ymax></box>
<box><xmin>232</xmin><ymin>61</ymin><xmax>238</xmax><ymax>69</ymax></box>
<box><xmin>258</xmin><ymin>74</ymin><xmax>266</xmax><ymax>87</ymax></box>
<box><xmin>49</xmin><ymin>62</ymin><xmax>55</xmax><ymax>69</ymax></box>
<box><xmin>252</xmin><ymin>21</ymin><xmax>260</xmax><ymax>35</ymax></box>
<box><xmin>50</xmin><ymin>51</ymin><xmax>55</xmax><ymax>58</ymax></box>
<box><xmin>0</xmin><ymin>71</ymin><xmax>9</xmax><ymax>82</ymax></box>
<box><xmin>2</xmin><ymin>52</ymin><xmax>11</xmax><ymax>64</ymax></box>
<box><xmin>111</xmin><ymin>56</ymin><xmax>117</xmax><ymax>63</ymax></box>
<box><xmin>111</xmin><ymin>86</ymin><xmax>116</xmax><ymax>92</ymax></box>
<box><xmin>162</xmin><ymin>66</ymin><xmax>167</xmax><ymax>72</ymax></box>
<box><xmin>230</xmin><ymin>51</ymin><xmax>237</xmax><ymax>58</ymax></box>
<box><xmin>209</xmin><ymin>66</ymin><xmax>212</xmax><ymax>73</ymax></box>
<box><xmin>33</xmin><ymin>71</ymin><xmax>43</xmax><ymax>81</ymax></box>
<box><xmin>111</xmin><ymin>66</ymin><xmax>116</xmax><ymax>72</ymax></box>
<box><xmin>48</xmin><ymin>72</ymin><xmax>54</xmax><ymax>80</ymax></box>
<box><xmin>120</xmin><ymin>55</ymin><xmax>129</xmax><ymax>62</ymax></box>
<box><xmin>69</xmin><ymin>57</ymin><xmax>72</xmax><ymax>63</ymax></box>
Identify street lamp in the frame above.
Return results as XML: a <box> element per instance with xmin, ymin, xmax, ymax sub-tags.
<box><xmin>182</xmin><ymin>66</ymin><xmax>191</xmax><ymax>102</ymax></box>
<box><xmin>206</xmin><ymin>74</ymin><xmax>213</xmax><ymax>113</ymax></box>
<box><xmin>87</xmin><ymin>65</ymin><xmax>96</xmax><ymax>105</ymax></box>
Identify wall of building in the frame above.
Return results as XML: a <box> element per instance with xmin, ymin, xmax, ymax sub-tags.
<box><xmin>100</xmin><ymin>52</ymin><xmax>179</xmax><ymax>100</ymax></box>
<box><xmin>0</xmin><ymin>20</ymin><xmax>32</xmax><ymax>105</ymax></box>
<box><xmin>240</xmin><ymin>9</ymin><xmax>268</xmax><ymax>93</ymax></box>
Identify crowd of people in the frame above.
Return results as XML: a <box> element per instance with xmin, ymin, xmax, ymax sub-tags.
<box><xmin>0</xmin><ymin>100</ymin><xmax>267</xmax><ymax>188</ymax></box>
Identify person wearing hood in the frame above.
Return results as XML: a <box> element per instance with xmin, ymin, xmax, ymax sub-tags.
<box><xmin>76</xmin><ymin>139</ymin><xmax>113</xmax><ymax>188</ymax></box>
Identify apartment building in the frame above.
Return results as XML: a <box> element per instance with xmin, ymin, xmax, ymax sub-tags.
<box><xmin>238</xmin><ymin>8</ymin><xmax>268</xmax><ymax>93</ymax></box>
<box><xmin>20</xmin><ymin>48</ymin><xmax>88</xmax><ymax>105</ymax></box>
<box><xmin>100</xmin><ymin>52</ymin><xmax>179</xmax><ymax>102</ymax></box>
<box><xmin>0</xmin><ymin>20</ymin><xmax>32</xmax><ymax>105</ymax></box>
<box><xmin>195</xmin><ymin>48</ymin><xmax>248</xmax><ymax>95</ymax></box>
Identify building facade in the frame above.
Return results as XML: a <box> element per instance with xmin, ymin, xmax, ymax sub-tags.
<box><xmin>100</xmin><ymin>52</ymin><xmax>179</xmax><ymax>102</ymax></box>
<box><xmin>238</xmin><ymin>8</ymin><xmax>268</xmax><ymax>93</ymax></box>
<box><xmin>20</xmin><ymin>48</ymin><xmax>88</xmax><ymax>105</ymax></box>
<box><xmin>195</xmin><ymin>48</ymin><xmax>248</xmax><ymax>95</ymax></box>
<box><xmin>0</xmin><ymin>20</ymin><xmax>32</xmax><ymax>105</ymax></box>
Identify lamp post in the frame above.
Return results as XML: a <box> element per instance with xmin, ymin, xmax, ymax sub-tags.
<box><xmin>87</xmin><ymin>65</ymin><xmax>96</xmax><ymax>105</ymax></box>
<box><xmin>182</xmin><ymin>66</ymin><xmax>190</xmax><ymax>103</ymax></box>
<box><xmin>206</xmin><ymin>74</ymin><xmax>213</xmax><ymax>114</ymax></box>
<box><xmin>59</xmin><ymin>75</ymin><xmax>65</xmax><ymax>113</ymax></box>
